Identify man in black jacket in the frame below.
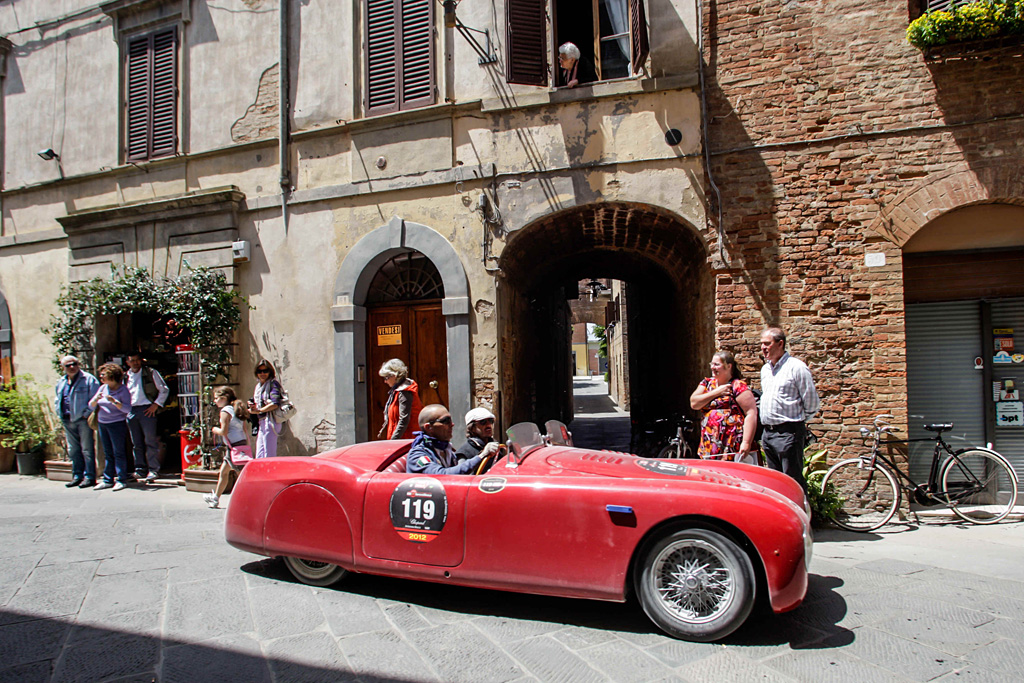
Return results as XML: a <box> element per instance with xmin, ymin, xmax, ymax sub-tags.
<box><xmin>455</xmin><ymin>407</ymin><xmax>502</xmax><ymax>462</ymax></box>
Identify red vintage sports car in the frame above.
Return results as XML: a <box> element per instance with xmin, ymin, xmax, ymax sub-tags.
<box><xmin>225</xmin><ymin>421</ymin><xmax>811</xmax><ymax>641</ymax></box>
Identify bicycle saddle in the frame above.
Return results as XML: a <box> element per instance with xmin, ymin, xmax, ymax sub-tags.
<box><xmin>923</xmin><ymin>423</ymin><xmax>953</xmax><ymax>433</ymax></box>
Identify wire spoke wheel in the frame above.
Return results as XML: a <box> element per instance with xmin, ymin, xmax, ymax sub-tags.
<box><xmin>636</xmin><ymin>529</ymin><xmax>754</xmax><ymax>641</ymax></box>
<box><xmin>282</xmin><ymin>556</ymin><xmax>349</xmax><ymax>587</ymax></box>
<box><xmin>941</xmin><ymin>449</ymin><xmax>1018</xmax><ymax>524</ymax></box>
<box><xmin>823</xmin><ymin>459</ymin><xmax>900</xmax><ymax>532</ymax></box>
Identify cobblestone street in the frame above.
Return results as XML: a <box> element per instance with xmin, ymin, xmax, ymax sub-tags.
<box><xmin>3</xmin><ymin>472</ymin><xmax>1024</xmax><ymax>682</ymax></box>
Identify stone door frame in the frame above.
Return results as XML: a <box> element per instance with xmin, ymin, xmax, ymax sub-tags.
<box><xmin>332</xmin><ymin>216</ymin><xmax>471</xmax><ymax>446</ymax></box>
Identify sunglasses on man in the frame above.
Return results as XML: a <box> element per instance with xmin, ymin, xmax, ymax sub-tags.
<box><xmin>63</xmin><ymin>362</ymin><xmax>79</xmax><ymax>368</ymax></box>
<box><xmin>431</xmin><ymin>416</ymin><xmax>453</xmax><ymax>426</ymax></box>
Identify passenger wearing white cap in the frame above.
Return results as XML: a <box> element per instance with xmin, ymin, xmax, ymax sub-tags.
<box><xmin>455</xmin><ymin>407</ymin><xmax>502</xmax><ymax>462</ymax></box>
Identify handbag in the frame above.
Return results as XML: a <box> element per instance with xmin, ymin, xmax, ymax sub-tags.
<box><xmin>273</xmin><ymin>387</ymin><xmax>297</xmax><ymax>424</ymax></box>
<box><xmin>86</xmin><ymin>410</ymin><xmax>98</xmax><ymax>431</ymax></box>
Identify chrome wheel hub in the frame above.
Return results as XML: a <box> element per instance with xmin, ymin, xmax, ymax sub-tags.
<box><xmin>653</xmin><ymin>539</ymin><xmax>733</xmax><ymax>623</ymax></box>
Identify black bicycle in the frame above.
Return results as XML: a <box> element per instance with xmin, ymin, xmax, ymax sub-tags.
<box><xmin>630</xmin><ymin>415</ymin><xmax>695</xmax><ymax>459</ymax></box>
<box><xmin>822</xmin><ymin>414</ymin><xmax>1019</xmax><ymax>531</ymax></box>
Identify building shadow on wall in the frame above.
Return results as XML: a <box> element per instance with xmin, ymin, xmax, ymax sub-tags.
<box><xmin>925</xmin><ymin>47</ymin><xmax>1024</xmax><ymax>194</ymax></box>
<box><xmin>703</xmin><ymin>1</ymin><xmax>782</xmax><ymax>344</ymax></box>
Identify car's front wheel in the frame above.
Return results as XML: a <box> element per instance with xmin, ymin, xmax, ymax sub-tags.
<box><xmin>636</xmin><ymin>528</ymin><xmax>755</xmax><ymax>642</ymax></box>
<box><xmin>282</xmin><ymin>556</ymin><xmax>349</xmax><ymax>587</ymax></box>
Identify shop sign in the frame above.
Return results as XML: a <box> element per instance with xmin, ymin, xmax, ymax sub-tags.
<box><xmin>377</xmin><ymin>325</ymin><xmax>402</xmax><ymax>346</ymax></box>
<box><xmin>996</xmin><ymin>401</ymin><xmax>1023</xmax><ymax>427</ymax></box>
<box><xmin>994</xmin><ymin>351</ymin><xmax>1013</xmax><ymax>364</ymax></box>
<box><xmin>994</xmin><ymin>329</ymin><xmax>1014</xmax><ymax>353</ymax></box>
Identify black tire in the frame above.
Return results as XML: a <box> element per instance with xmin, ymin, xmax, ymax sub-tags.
<box><xmin>635</xmin><ymin>528</ymin><xmax>755</xmax><ymax>642</ymax></box>
<box><xmin>941</xmin><ymin>449</ymin><xmax>1018</xmax><ymax>525</ymax></box>
<box><xmin>282</xmin><ymin>556</ymin><xmax>349</xmax><ymax>587</ymax></box>
<box><xmin>822</xmin><ymin>458</ymin><xmax>900</xmax><ymax>532</ymax></box>
<box><xmin>656</xmin><ymin>443</ymin><xmax>680</xmax><ymax>459</ymax></box>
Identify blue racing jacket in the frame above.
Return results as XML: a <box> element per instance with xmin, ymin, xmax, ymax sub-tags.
<box><xmin>406</xmin><ymin>433</ymin><xmax>482</xmax><ymax>475</ymax></box>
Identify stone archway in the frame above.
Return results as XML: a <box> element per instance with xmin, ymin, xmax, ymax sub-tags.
<box><xmin>332</xmin><ymin>216</ymin><xmax>471</xmax><ymax>446</ymax></box>
<box><xmin>498</xmin><ymin>202</ymin><xmax>712</xmax><ymax>427</ymax></box>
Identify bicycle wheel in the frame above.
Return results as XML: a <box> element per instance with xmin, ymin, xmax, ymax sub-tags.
<box><xmin>941</xmin><ymin>449</ymin><xmax>1018</xmax><ymax>524</ymax></box>
<box><xmin>657</xmin><ymin>442</ymin><xmax>680</xmax><ymax>459</ymax></box>
<box><xmin>822</xmin><ymin>458</ymin><xmax>900</xmax><ymax>532</ymax></box>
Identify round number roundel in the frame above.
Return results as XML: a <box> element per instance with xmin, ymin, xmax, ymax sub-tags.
<box><xmin>389</xmin><ymin>478</ymin><xmax>448</xmax><ymax>543</ymax></box>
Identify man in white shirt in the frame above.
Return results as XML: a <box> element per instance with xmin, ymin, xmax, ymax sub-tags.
<box><xmin>759</xmin><ymin>327</ymin><xmax>820</xmax><ymax>491</ymax></box>
<box><xmin>126</xmin><ymin>352</ymin><xmax>169</xmax><ymax>482</ymax></box>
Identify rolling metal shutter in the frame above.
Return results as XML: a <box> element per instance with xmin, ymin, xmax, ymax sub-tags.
<box><xmin>905</xmin><ymin>301</ymin><xmax>985</xmax><ymax>482</ymax></box>
<box><xmin>991</xmin><ymin>298</ymin><xmax>1024</xmax><ymax>483</ymax></box>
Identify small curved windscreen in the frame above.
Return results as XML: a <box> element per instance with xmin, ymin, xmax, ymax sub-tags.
<box><xmin>506</xmin><ymin>422</ymin><xmax>545</xmax><ymax>460</ymax></box>
<box><xmin>544</xmin><ymin>420</ymin><xmax>573</xmax><ymax>446</ymax></box>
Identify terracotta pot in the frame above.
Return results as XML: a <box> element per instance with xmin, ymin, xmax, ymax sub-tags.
<box><xmin>44</xmin><ymin>460</ymin><xmax>74</xmax><ymax>482</ymax></box>
<box><xmin>183</xmin><ymin>468</ymin><xmax>235</xmax><ymax>494</ymax></box>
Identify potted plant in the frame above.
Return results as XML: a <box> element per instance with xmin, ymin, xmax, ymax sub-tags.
<box><xmin>0</xmin><ymin>377</ymin><xmax>59</xmax><ymax>475</ymax></box>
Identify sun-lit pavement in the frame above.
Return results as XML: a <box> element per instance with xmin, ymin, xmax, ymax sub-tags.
<box><xmin>568</xmin><ymin>376</ymin><xmax>630</xmax><ymax>453</ymax></box>
<box><xmin>4</xmin><ymin>470</ymin><xmax>1024</xmax><ymax>682</ymax></box>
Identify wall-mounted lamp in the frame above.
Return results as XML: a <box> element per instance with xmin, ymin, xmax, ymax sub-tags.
<box><xmin>38</xmin><ymin>148</ymin><xmax>65</xmax><ymax>179</ymax></box>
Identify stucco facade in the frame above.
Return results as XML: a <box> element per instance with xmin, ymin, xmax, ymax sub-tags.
<box><xmin>0</xmin><ymin>0</ymin><xmax>707</xmax><ymax>452</ymax></box>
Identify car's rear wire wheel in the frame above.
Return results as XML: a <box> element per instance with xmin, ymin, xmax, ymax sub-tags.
<box><xmin>636</xmin><ymin>528</ymin><xmax>755</xmax><ymax>642</ymax></box>
<box><xmin>282</xmin><ymin>556</ymin><xmax>349</xmax><ymax>587</ymax></box>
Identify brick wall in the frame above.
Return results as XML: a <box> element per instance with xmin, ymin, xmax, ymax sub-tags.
<box><xmin>704</xmin><ymin>1</ymin><xmax>1024</xmax><ymax>454</ymax></box>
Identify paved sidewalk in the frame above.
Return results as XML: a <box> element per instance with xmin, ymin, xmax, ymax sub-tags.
<box><xmin>3</xmin><ymin>473</ymin><xmax>1024</xmax><ymax>682</ymax></box>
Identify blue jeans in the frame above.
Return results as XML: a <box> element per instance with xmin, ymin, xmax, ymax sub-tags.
<box><xmin>63</xmin><ymin>418</ymin><xmax>96</xmax><ymax>481</ymax></box>
<box><xmin>99</xmin><ymin>420</ymin><xmax>130</xmax><ymax>484</ymax></box>
<box><xmin>128</xmin><ymin>409</ymin><xmax>161</xmax><ymax>476</ymax></box>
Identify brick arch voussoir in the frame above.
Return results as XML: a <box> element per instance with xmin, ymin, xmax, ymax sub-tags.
<box><xmin>868</xmin><ymin>165</ymin><xmax>1024</xmax><ymax>248</ymax></box>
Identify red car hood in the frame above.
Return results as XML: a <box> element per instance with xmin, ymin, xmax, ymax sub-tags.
<box><xmin>540</xmin><ymin>448</ymin><xmax>806</xmax><ymax>509</ymax></box>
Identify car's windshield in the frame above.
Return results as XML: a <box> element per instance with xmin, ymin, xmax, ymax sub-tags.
<box><xmin>545</xmin><ymin>420</ymin><xmax>572</xmax><ymax>446</ymax></box>
<box><xmin>506</xmin><ymin>422</ymin><xmax>545</xmax><ymax>462</ymax></box>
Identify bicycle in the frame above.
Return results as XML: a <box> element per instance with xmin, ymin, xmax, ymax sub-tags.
<box><xmin>654</xmin><ymin>416</ymin><xmax>696</xmax><ymax>459</ymax></box>
<box><xmin>822</xmin><ymin>414</ymin><xmax>1019</xmax><ymax>532</ymax></box>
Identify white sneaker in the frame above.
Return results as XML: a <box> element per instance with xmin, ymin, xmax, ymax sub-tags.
<box><xmin>203</xmin><ymin>493</ymin><xmax>219</xmax><ymax>509</ymax></box>
<box><xmin>112</xmin><ymin>481</ymin><xmax>126</xmax><ymax>492</ymax></box>
<box><xmin>94</xmin><ymin>481</ymin><xmax>112</xmax><ymax>490</ymax></box>
<box><xmin>145</xmin><ymin>472</ymin><xmax>159</xmax><ymax>483</ymax></box>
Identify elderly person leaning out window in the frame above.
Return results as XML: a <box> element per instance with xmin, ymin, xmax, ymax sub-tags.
<box><xmin>558</xmin><ymin>42</ymin><xmax>581</xmax><ymax>88</ymax></box>
<box><xmin>377</xmin><ymin>358</ymin><xmax>423</xmax><ymax>440</ymax></box>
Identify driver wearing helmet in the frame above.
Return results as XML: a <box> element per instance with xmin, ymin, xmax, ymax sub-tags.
<box><xmin>407</xmin><ymin>404</ymin><xmax>485</xmax><ymax>475</ymax></box>
<box><xmin>455</xmin><ymin>407</ymin><xmax>502</xmax><ymax>463</ymax></box>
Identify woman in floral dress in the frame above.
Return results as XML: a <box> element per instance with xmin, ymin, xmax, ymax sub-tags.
<box><xmin>689</xmin><ymin>351</ymin><xmax>758</xmax><ymax>462</ymax></box>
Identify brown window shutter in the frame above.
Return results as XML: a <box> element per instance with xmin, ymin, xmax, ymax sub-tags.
<box><xmin>399</xmin><ymin>0</ymin><xmax>435</xmax><ymax>108</ymax></box>
<box><xmin>126</xmin><ymin>34</ymin><xmax>152</xmax><ymax>162</ymax></box>
<box><xmin>506</xmin><ymin>0</ymin><xmax>547</xmax><ymax>86</ymax></box>
<box><xmin>150</xmin><ymin>28</ymin><xmax>177</xmax><ymax>159</ymax></box>
<box><xmin>629</xmin><ymin>0</ymin><xmax>649</xmax><ymax>76</ymax></box>
<box><xmin>366</xmin><ymin>0</ymin><xmax>399</xmax><ymax>114</ymax></box>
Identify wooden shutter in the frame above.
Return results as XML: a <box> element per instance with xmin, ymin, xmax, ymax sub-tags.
<box><xmin>126</xmin><ymin>35</ymin><xmax>152</xmax><ymax>161</ymax></box>
<box><xmin>400</xmin><ymin>0</ymin><xmax>435</xmax><ymax>109</ymax></box>
<box><xmin>150</xmin><ymin>28</ymin><xmax>177</xmax><ymax>159</ymax></box>
<box><xmin>927</xmin><ymin>0</ymin><xmax>954</xmax><ymax>11</ymax></box>
<box><xmin>506</xmin><ymin>0</ymin><xmax>547</xmax><ymax>86</ymax></box>
<box><xmin>366</xmin><ymin>0</ymin><xmax>399</xmax><ymax>114</ymax></box>
<box><xmin>629</xmin><ymin>0</ymin><xmax>649</xmax><ymax>76</ymax></box>
<box><xmin>125</xmin><ymin>28</ymin><xmax>177</xmax><ymax>162</ymax></box>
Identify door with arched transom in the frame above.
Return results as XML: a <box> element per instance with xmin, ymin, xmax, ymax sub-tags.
<box><xmin>366</xmin><ymin>251</ymin><xmax>449</xmax><ymax>439</ymax></box>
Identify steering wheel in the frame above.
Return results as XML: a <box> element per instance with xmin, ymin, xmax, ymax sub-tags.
<box><xmin>475</xmin><ymin>444</ymin><xmax>507</xmax><ymax>475</ymax></box>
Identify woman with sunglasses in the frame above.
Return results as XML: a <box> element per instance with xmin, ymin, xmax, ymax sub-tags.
<box><xmin>247</xmin><ymin>359</ymin><xmax>282</xmax><ymax>459</ymax></box>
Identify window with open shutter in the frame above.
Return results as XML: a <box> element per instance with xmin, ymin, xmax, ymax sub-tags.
<box><xmin>365</xmin><ymin>0</ymin><xmax>436</xmax><ymax>116</ymax></box>
<box><xmin>125</xmin><ymin>27</ymin><xmax>177</xmax><ymax>162</ymax></box>
<box><xmin>511</xmin><ymin>0</ymin><xmax>650</xmax><ymax>87</ymax></box>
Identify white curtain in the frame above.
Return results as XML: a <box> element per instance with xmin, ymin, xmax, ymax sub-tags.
<box><xmin>602</xmin><ymin>0</ymin><xmax>630</xmax><ymax>64</ymax></box>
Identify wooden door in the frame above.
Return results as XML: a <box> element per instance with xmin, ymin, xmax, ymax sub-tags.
<box><xmin>367</xmin><ymin>303</ymin><xmax>448</xmax><ymax>440</ymax></box>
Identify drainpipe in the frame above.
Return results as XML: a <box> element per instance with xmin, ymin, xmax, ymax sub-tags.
<box><xmin>0</xmin><ymin>38</ymin><xmax>11</xmax><ymax>233</ymax></box>
<box><xmin>279</xmin><ymin>0</ymin><xmax>291</xmax><ymax>232</ymax></box>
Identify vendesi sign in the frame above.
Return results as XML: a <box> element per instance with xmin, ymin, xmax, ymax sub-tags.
<box><xmin>377</xmin><ymin>325</ymin><xmax>402</xmax><ymax>346</ymax></box>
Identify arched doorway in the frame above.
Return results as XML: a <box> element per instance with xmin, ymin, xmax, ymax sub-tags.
<box><xmin>902</xmin><ymin>203</ymin><xmax>1024</xmax><ymax>484</ymax></box>
<box><xmin>365</xmin><ymin>252</ymin><xmax>449</xmax><ymax>437</ymax></box>
<box><xmin>498</xmin><ymin>202</ymin><xmax>712</xmax><ymax>434</ymax></box>
<box><xmin>333</xmin><ymin>217</ymin><xmax>471</xmax><ymax>446</ymax></box>
<box><xmin>0</xmin><ymin>288</ymin><xmax>11</xmax><ymax>381</ymax></box>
